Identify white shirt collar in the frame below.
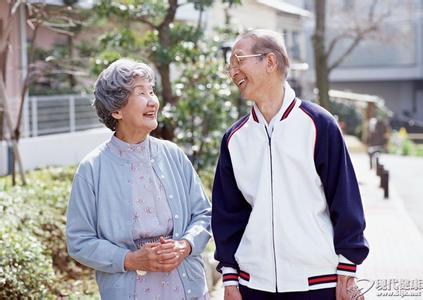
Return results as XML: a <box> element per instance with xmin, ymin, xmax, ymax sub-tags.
<box><xmin>253</xmin><ymin>81</ymin><xmax>296</xmax><ymax>136</ymax></box>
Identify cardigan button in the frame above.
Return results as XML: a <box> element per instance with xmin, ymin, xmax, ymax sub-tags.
<box><xmin>174</xmin><ymin>214</ymin><xmax>179</xmax><ymax>219</ymax></box>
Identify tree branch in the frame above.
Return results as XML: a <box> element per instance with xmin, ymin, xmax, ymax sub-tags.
<box><xmin>159</xmin><ymin>0</ymin><xmax>178</xmax><ymax>29</ymax></box>
<box><xmin>134</xmin><ymin>16</ymin><xmax>158</xmax><ymax>30</ymax></box>
<box><xmin>0</xmin><ymin>4</ymin><xmax>18</xmax><ymax>53</ymax></box>
<box><xmin>326</xmin><ymin>31</ymin><xmax>355</xmax><ymax>58</ymax></box>
<box><xmin>327</xmin><ymin>0</ymin><xmax>390</xmax><ymax>73</ymax></box>
<box><xmin>328</xmin><ymin>25</ymin><xmax>377</xmax><ymax>72</ymax></box>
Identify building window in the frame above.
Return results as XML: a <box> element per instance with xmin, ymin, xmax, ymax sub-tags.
<box><xmin>282</xmin><ymin>29</ymin><xmax>288</xmax><ymax>49</ymax></box>
<box><xmin>291</xmin><ymin>31</ymin><xmax>300</xmax><ymax>60</ymax></box>
<box><xmin>343</xmin><ymin>0</ymin><xmax>354</xmax><ymax>10</ymax></box>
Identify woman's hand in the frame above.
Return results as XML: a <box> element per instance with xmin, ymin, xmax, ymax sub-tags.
<box><xmin>154</xmin><ymin>237</ymin><xmax>191</xmax><ymax>270</ymax></box>
<box><xmin>124</xmin><ymin>242</ymin><xmax>177</xmax><ymax>272</ymax></box>
<box><xmin>124</xmin><ymin>236</ymin><xmax>192</xmax><ymax>273</ymax></box>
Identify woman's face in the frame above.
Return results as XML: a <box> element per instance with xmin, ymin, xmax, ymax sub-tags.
<box><xmin>112</xmin><ymin>77</ymin><xmax>160</xmax><ymax>138</ymax></box>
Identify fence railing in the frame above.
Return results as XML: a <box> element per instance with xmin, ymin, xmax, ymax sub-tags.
<box><xmin>24</xmin><ymin>94</ymin><xmax>102</xmax><ymax>137</ymax></box>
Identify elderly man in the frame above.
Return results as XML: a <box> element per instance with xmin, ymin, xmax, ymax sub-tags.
<box><xmin>212</xmin><ymin>29</ymin><xmax>369</xmax><ymax>300</ymax></box>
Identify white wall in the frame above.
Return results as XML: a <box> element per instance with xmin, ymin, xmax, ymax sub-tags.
<box><xmin>0</xmin><ymin>128</ymin><xmax>112</xmax><ymax>176</ymax></box>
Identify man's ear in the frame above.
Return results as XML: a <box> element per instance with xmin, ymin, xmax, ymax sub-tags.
<box><xmin>266</xmin><ymin>53</ymin><xmax>278</xmax><ymax>73</ymax></box>
<box><xmin>112</xmin><ymin>110</ymin><xmax>123</xmax><ymax>120</ymax></box>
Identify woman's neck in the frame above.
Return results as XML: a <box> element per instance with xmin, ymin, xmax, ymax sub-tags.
<box><xmin>115</xmin><ymin>130</ymin><xmax>148</xmax><ymax>144</ymax></box>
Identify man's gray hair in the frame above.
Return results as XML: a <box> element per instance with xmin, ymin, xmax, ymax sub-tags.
<box><xmin>93</xmin><ymin>58</ymin><xmax>155</xmax><ymax>131</ymax></box>
<box><xmin>238</xmin><ymin>29</ymin><xmax>290</xmax><ymax>78</ymax></box>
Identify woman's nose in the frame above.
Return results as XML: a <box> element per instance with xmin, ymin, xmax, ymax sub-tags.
<box><xmin>147</xmin><ymin>96</ymin><xmax>159</xmax><ymax>107</ymax></box>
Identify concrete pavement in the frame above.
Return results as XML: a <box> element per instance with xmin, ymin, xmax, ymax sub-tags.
<box><xmin>210</xmin><ymin>137</ymin><xmax>423</xmax><ymax>300</ymax></box>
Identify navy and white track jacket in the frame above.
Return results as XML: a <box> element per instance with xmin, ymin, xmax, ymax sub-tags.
<box><xmin>212</xmin><ymin>83</ymin><xmax>369</xmax><ymax>293</ymax></box>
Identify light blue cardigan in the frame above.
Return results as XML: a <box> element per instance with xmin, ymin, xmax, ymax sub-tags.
<box><xmin>66</xmin><ymin>136</ymin><xmax>211</xmax><ymax>299</ymax></box>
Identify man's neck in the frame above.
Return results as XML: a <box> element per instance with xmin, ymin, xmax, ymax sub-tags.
<box><xmin>256</xmin><ymin>82</ymin><xmax>285</xmax><ymax>124</ymax></box>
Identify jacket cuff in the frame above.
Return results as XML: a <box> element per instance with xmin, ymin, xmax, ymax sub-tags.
<box><xmin>337</xmin><ymin>254</ymin><xmax>357</xmax><ymax>276</ymax></box>
<box><xmin>222</xmin><ymin>266</ymin><xmax>239</xmax><ymax>286</ymax></box>
<box><xmin>114</xmin><ymin>247</ymin><xmax>131</xmax><ymax>273</ymax></box>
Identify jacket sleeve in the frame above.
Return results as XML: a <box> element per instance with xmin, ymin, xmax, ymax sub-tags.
<box><xmin>66</xmin><ymin>173</ymin><xmax>130</xmax><ymax>273</ymax></box>
<box><xmin>211</xmin><ymin>133</ymin><xmax>252</xmax><ymax>286</ymax></box>
<box><xmin>315</xmin><ymin>116</ymin><xmax>369</xmax><ymax>276</ymax></box>
<box><xmin>178</xmin><ymin>150</ymin><xmax>212</xmax><ymax>256</ymax></box>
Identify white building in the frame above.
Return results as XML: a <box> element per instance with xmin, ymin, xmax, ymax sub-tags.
<box><xmin>303</xmin><ymin>0</ymin><xmax>423</xmax><ymax>122</ymax></box>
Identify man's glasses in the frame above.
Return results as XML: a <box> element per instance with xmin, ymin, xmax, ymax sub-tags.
<box><xmin>225</xmin><ymin>53</ymin><xmax>266</xmax><ymax>75</ymax></box>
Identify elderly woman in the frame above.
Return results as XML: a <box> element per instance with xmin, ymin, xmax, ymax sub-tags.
<box><xmin>66</xmin><ymin>58</ymin><xmax>211</xmax><ymax>300</ymax></box>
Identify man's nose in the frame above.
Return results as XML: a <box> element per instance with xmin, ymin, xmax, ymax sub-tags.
<box><xmin>229</xmin><ymin>66</ymin><xmax>240</xmax><ymax>78</ymax></box>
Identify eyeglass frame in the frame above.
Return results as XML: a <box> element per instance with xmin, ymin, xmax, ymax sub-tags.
<box><xmin>225</xmin><ymin>53</ymin><xmax>267</xmax><ymax>74</ymax></box>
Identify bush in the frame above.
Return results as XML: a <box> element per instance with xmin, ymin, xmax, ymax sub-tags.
<box><xmin>329</xmin><ymin>99</ymin><xmax>363</xmax><ymax>137</ymax></box>
<box><xmin>0</xmin><ymin>223</ymin><xmax>55</xmax><ymax>299</ymax></box>
<box><xmin>0</xmin><ymin>166</ymin><xmax>98</xmax><ymax>298</ymax></box>
<box><xmin>388</xmin><ymin>129</ymin><xmax>423</xmax><ymax>157</ymax></box>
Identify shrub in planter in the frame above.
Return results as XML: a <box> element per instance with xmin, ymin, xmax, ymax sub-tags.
<box><xmin>0</xmin><ymin>166</ymin><xmax>98</xmax><ymax>298</ymax></box>
<box><xmin>0</xmin><ymin>224</ymin><xmax>55</xmax><ymax>299</ymax></box>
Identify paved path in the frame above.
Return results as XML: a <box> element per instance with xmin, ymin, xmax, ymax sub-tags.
<box><xmin>376</xmin><ymin>154</ymin><xmax>423</xmax><ymax>236</ymax></box>
<box><xmin>352</xmin><ymin>153</ymin><xmax>423</xmax><ymax>299</ymax></box>
<box><xmin>210</xmin><ymin>140</ymin><xmax>423</xmax><ymax>300</ymax></box>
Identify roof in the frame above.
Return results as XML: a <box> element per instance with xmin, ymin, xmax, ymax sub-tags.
<box><xmin>257</xmin><ymin>0</ymin><xmax>312</xmax><ymax>17</ymax></box>
<box><xmin>329</xmin><ymin>89</ymin><xmax>383</xmax><ymax>104</ymax></box>
<box><xmin>29</xmin><ymin>0</ymin><xmax>94</xmax><ymax>9</ymax></box>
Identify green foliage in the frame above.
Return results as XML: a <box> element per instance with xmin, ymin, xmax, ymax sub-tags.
<box><xmin>0</xmin><ymin>223</ymin><xmax>55</xmax><ymax>299</ymax></box>
<box><xmin>329</xmin><ymin>99</ymin><xmax>363</xmax><ymax>137</ymax></box>
<box><xmin>88</xmin><ymin>0</ymin><xmax>245</xmax><ymax>173</ymax></box>
<box><xmin>140</xmin><ymin>23</ymin><xmax>203</xmax><ymax>66</ymax></box>
<box><xmin>29</xmin><ymin>44</ymin><xmax>78</xmax><ymax>96</ymax></box>
<box><xmin>387</xmin><ymin>130</ymin><xmax>423</xmax><ymax>157</ymax></box>
<box><xmin>0</xmin><ymin>167</ymin><xmax>99</xmax><ymax>298</ymax></box>
<box><xmin>171</xmin><ymin>37</ymin><xmax>241</xmax><ymax>171</ymax></box>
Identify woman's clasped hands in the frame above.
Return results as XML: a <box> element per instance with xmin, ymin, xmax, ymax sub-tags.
<box><xmin>124</xmin><ymin>236</ymin><xmax>191</xmax><ymax>273</ymax></box>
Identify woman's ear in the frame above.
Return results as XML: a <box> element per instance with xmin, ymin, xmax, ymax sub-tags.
<box><xmin>112</xmin><ymin>110</ymin><xmax>123</xmax><ymax>120</ymax></box>
<box><xmin>266</xmin><ymin>53</ymin><xmax>278</xmax><ymax>73</ymax></box>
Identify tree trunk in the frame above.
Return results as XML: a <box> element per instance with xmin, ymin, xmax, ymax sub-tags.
<box><xmin>67</xmin><ymin>34</ymin><xmax>76</xmax><ymax>89</ymax></box>
<box><xmin>312</xmin><ymin>0</ymin><xmax>330</xmax><ymax>110</ymax></box>
<box><xmin>157</xmin><ymin>64</ymin><xmax>174</xmax><ymax>105</ymax></box>
<box><xmin>0</xmin><ymin>73</ymin><xmax>26</xmax><ymax>185</ymax></box>
<box><xmin>154</xmin><ymin>1</ymin><xmax>178</xmax><ymax>141</ymax></box>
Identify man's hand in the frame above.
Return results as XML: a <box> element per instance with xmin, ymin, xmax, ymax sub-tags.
<box><xmin>224</xmin><ymin>285</ymin><xmax>242</xmax><ymax>300</ymax></box>
<box><xmin>337</xmin><ymin>275</ymin><xmax>364</xmax><ymax>300</ymax></box>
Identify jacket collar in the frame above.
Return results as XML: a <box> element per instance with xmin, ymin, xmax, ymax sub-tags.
<box><xmin>251</xmin><ymin>81</ymin><xmax>297</xmax><ymax>124</ymax></box>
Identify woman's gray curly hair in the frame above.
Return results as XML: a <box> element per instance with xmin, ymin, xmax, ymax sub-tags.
<box><xmin>93</xmin><ymin>58</ymin><xmax>155</xmax><ymax>131</ymax></box>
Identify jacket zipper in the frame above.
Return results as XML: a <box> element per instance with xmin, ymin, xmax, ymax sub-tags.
<box><xmin>265</xmin><ymin>125</ymin><xmax>278</xmax><ymax>292</ymax></box>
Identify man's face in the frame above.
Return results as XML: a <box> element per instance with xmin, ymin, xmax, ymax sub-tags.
<box><xmin>228</xmin><ymin>37</ymin><xmax>267</xmax><ymax>100</ymax></box>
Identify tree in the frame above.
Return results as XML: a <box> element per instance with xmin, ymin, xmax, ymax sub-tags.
<box><xmin>92</xmin><ymin>0</ymin><xmax>240</xmax><ymax>140</ymax></box>
<box><xmin>0</xmin><ymin>0</ymin><xmax>83</xmax><ymax>184</ymax></box>
<box><xmin>172</xmin><ymin>36</ymin><xmax>240</xmax><ymax>173</ymax></box>
<box><xmin>0</xmin><ymin>0</ymin><xmax>29</xmax><ymax>184</ymax></box>
<box><xmin>312</xmin><ymin>0</ymin><xmax>390</xmax><ymax>110</ymax></box>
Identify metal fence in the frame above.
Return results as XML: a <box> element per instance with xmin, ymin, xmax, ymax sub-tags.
<box><xmin>24</xmin><ymin>94</ymin><xmax>102</xmax><ymax>137</ymax></box>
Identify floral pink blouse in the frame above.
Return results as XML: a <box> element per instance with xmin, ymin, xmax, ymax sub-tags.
<box><xmin>108</xmin><ymin>135</ymin><xmax>208</xmax><ymax>300</ymax></box>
